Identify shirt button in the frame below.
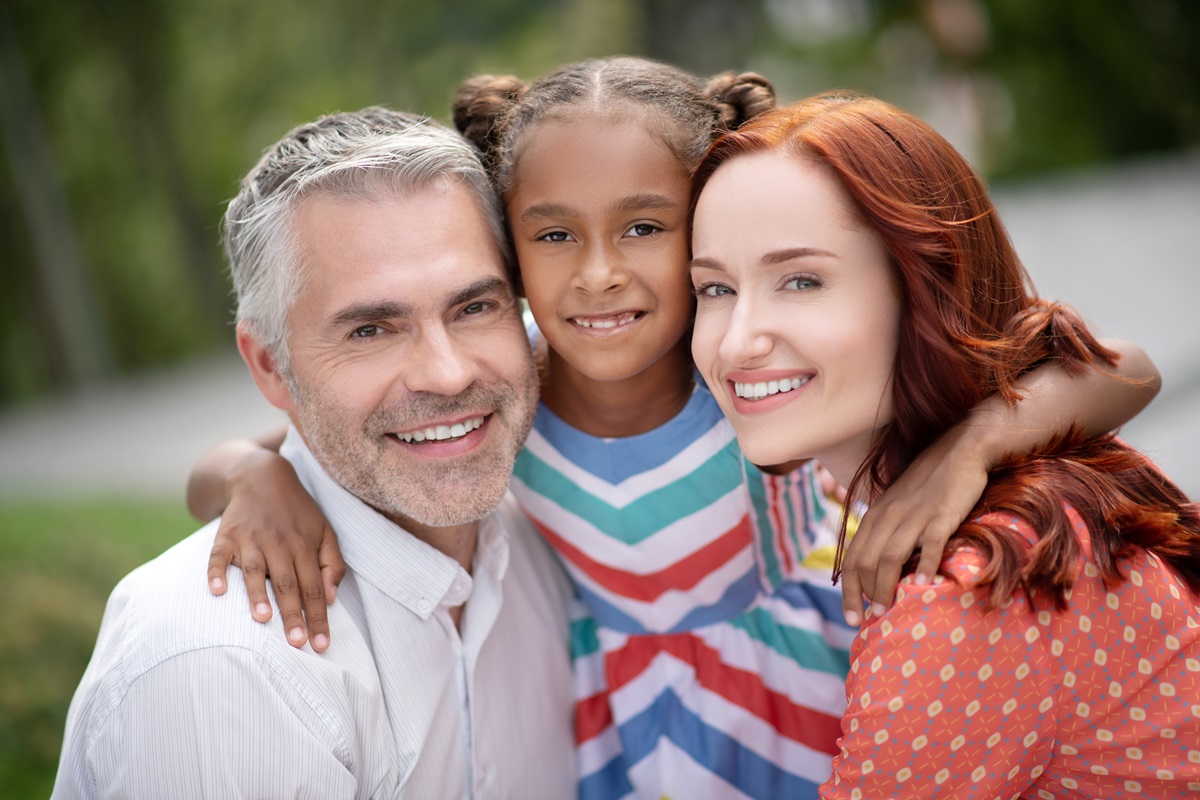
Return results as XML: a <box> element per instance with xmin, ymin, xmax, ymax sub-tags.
<box><xmin>417</xmin><ymin>597</ymin><xmax>433</xmax><ymax>614</ymax></box>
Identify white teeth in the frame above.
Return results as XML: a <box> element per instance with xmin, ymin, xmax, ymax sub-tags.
<box><xmin>573</xmin><ymin>312</ymin><xmax>638</xmax><ymax>329</ymax></box>
<box><xmin>734</xmin><ymin>376</ymin><xmax>809</xmax><ymax>400</ymax></box>
<box><xmin>395</xmin><ymin>416</ymin><xmax>484</xmax><ymax>443</ymax></box>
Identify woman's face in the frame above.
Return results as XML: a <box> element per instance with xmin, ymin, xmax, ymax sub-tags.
<box><xmin>689</xmin><ymin>151</ymin><xmax>902</xmax><ymax>485</ymax></box>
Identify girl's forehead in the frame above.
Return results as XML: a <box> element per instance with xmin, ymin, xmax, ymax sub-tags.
<box><xmin>515</xmin><ymin>111</ymin><xmax>690</xmax><ymax>172</ymax></box>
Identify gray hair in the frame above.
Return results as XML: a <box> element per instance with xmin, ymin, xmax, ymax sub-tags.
<box><xmin>223</xmin><ymin>107</ymin><xmax>509</xmax><ymax>373</ymax></box>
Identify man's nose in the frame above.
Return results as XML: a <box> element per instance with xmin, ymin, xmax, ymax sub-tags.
<box><xmin>402</xmin><ymin>324</ymin><xmax>477</xmax><ymax>397</ymax></box>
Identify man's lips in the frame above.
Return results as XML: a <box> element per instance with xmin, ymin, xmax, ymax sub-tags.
<box><xmin>567</xmin><ymin>310</ymin><xmax>645</xmax><ymax>330</ymax></box>
<box><xmin>389</xmin><ymin>415</ymin><xmax>486</xmax><ymax>444</ymax></box>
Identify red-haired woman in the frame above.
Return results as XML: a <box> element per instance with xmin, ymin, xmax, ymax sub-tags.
<box><xmin>688</xmin><ymin>93</ymin><xmax>1200</xmax><ymax>798</ymax></box>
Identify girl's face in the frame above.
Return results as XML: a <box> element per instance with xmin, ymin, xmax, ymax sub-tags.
<box><xmin>689</xmin><ymin>151</ymin><xmax>902</xmax><ymax>485</ymax></box>
<box><xmin>505</xmin><ymin>115</ymin><xmax>695</xmax><ymax>384</ymax></box>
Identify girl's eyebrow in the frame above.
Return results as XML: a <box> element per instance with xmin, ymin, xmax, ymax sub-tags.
<box><xmin>519</xmin><ymin>193</ymin><xmax>680</xmax><ymax>224</ymax></box>
<box><xmin>612</xmin><ymin>192</ymin><xmax>680</xmax><ymax>214</ymax></box>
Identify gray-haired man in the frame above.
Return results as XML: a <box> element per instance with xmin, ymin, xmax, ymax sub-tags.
<box><xmin>53</xmin><ymin>108</ymin><xmax>574</xmax><ymax>798</ymax></box>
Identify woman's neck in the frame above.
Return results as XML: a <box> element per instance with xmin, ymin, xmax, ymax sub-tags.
<box><xmin>540</xmin><ymin>340</ymin><xmax>695</xmax><ymax>438</ymax></box>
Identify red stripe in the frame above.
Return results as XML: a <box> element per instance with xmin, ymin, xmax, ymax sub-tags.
<box><xmin>576</xmin><ymin>691</ymin><xmax>614</xmax><ymax>744</ymax></box>
<box><xmin>604</xmin><ymin>634</ymin><xmax>842</xmax><ymax>755</ymax></box>
<box><xmin>532</xmin><ymin>515</ymin><xmax>754</xmax><ymax>602</ymax></box>
<box><xmin>770</xmin><ymin>475</ymin><xmax>795</xmax><ymax>575</ymax></box>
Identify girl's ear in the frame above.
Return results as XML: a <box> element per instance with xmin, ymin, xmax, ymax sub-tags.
<box><xmin>237</xmin><ymin>323</ymin><xmax>296</xmax><ymax>414</ymax></box>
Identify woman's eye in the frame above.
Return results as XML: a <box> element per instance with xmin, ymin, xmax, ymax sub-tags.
<box><xmin>538</xmin><ymin>230</ymin><xmax>573</xmax><ymax>243</ymax></box>
<box><xmin>784</xmin><ymin>275</ymin><xmax>821</xmax><ymax>291</ymax></box>
<box><xmin>625</xmin><ymin>223</ymin><xmax>661</xmax><ymax>238</ymax></box>
<box><xmin>692</xmin><ymin>282</ymin><xmax>733</xmax><ymax>298</ymax></box>
<box><xmin>351</xmin><ymin>324</ymin><xmax>384</xmax><ymax>339</ymax></box>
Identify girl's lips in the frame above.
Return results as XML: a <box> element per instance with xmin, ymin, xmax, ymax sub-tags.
<box><xmin>567</xmin><ymin>310</ymin><xmax>646</xmax><ymax>333</ymax></box>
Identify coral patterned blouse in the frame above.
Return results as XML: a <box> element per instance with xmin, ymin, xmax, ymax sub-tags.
<box><xmin>824</xmin><ymin>508</ymin><xmax>1200</xmax><ymax>799</ymax></box>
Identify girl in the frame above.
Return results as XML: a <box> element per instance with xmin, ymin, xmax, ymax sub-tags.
<box><xmin>190</xmin><ymin>59</ymin><xmax>1160</xmax><ymax>798</ymax></box>
<box><xmin>688</xmin><ymin>92</ymin><xmax>1199</xmax><ymax>798</ymax></box>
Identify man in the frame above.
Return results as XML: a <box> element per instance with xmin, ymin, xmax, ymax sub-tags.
<box><xmin>53</xmin><ymin>108</ymin><xmax>575</xmax><ymax>798</ymax></box>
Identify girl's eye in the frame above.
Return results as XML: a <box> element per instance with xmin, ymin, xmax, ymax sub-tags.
<box><xmin>783</xmin><ymin>274</ymin><xmax>821</xmax><ymax>291</ymax></box>
<box><xmin>625</xmin><ymin>223</ymin><xmax>661</xmax><ymax>238</ymax></box>
<box><xmin>538</xmin><ymin>230</ymin><xmax>573</xmax><ymax>243</ymax></box>
<box><xmin>692</xmin><ymin>282</ymin><xmax>734</xmax><ymax>298</ymax></box>
<box><xmin>351</xmin><ymin>324</ymin><xmax>384</xmax><ymax>339</ymax></box>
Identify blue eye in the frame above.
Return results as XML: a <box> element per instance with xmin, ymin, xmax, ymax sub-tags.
<box><xmin>784</xmin><ymin>274</ymin><xmax>821</xmax><ymax>291</ymax></box>
<box><xmin>692</xmin><ymin>282</ymin><xmax>733</xmax><ymax>298</ymax></box>
<box><xmin>625</xmin><ymin>223</ymin><xmax>661</xmax><ymax>238</ymax></box>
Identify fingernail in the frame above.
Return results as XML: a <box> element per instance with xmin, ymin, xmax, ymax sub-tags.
<box><xmin>288</xmin><ymin>627</ymin><xmax>305</xmax><ymax>643</ymax></box>
<box><xmin>328</xmin><ymin>585</ymin><xmax>337</xmax><ymax>603</ymax></box>
<box><xmin>211</xmin><ymin>577</ymin><xmax>224</xmax><ymax>591</ymax></box>
<box><xmin>844</xmin><ymin>609</ymin><xmax>860</xmax><ymax>626</ymax></box>
<box><xmin>255</xmin><ymin>602</ymin><xmax>271</xmax><ymax>618</ymax></box>
<box><xmin>872</xmin><ymin>602</ymin><xmax>888</xmax><ymax>617</ymax></box>
<box><xmin>314</xmin><ymin>633</ymin><xmax>329</xmax><ymax>651</ymax></box>
<box><xmin>914</xmin><ymin>573</ymin><xmax>930</xmax><ymax>586</ymax></box>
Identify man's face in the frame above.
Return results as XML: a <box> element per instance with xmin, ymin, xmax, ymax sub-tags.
<box><xmin>279</xmin><ymin>180</ymin><xmax>537</xmax><ymax>532</ymax></box>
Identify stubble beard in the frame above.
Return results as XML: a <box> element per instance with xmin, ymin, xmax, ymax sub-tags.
<box><xmin>287</xmin><ymin>363</ymin><xmax>538</xmax><ymax>529</ymax></box>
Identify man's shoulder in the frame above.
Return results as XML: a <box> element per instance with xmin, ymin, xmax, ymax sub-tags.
<box><xmin>90</xmin><ymin>522</ymin><xmax>283</xmax><ymax>687</ymax></box>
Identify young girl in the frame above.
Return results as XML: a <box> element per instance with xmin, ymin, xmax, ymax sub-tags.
<box><xmin>688</xmin><ymin>91</ymin><xmax>1199</xmax><ymax>798</ymax></box>
<box><xmin>189</xmin><ymin>58</ymin><xmax>1160</xmax><ymax>798</ymax></box>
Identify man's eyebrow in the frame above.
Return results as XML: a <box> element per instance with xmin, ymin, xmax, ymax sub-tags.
<box><xmin>330</xmin><ymin>300</ymin><xmax>414</xmax><ymax>327</ymax></box>
<box><xmin>447</xmin><ymin>276</ymin><xmax>511</xmax><ymax>308</ymax></box>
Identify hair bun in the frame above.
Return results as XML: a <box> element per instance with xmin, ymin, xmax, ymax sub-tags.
<box><xmin>705</xmin><ymin>71</ymin><xmax>776</xmax><ymax>130</ymax></box>
<box><xmin>452</xmin><ymin>75</ymin><xmax>527</xmax><ymax>157</ymax></box>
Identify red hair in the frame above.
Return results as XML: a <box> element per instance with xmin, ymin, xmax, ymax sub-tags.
<box><xmin>691</xmin><ymin>93</ymin><xmax>1200</xmax><ymax>607</ymax></box>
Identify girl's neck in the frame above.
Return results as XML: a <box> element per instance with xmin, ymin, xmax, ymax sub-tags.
<box><xmin>540</xmin><ymin>339</ymin><xmax>695</xmax><ymax>438</ymax></box>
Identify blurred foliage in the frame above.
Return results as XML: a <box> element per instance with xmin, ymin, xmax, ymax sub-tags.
<box><xmin>0</xmin><ymin>497</ymin><xmax>196</xmax><ymax>798</ymax></box>
<box><xmin>1</xmin><ymin>0</ymin><xmax>1197</xmax><ymax>404</ymax></box>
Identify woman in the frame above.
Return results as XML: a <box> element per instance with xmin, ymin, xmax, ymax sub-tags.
<box><xmin>688</xmin><ymin>93</ymin><xmax>1200</xmax><ymax>798</ymax></box>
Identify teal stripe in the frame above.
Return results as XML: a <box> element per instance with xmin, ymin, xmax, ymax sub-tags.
<box><xmin>731</xmin><ymin>606</ymin><xmax>850</xmax><ymax>678</ymax></box>
<box><xmin>514</xmin><ymin>442</ymin><xmax>745</xmax><ymax>546</ymax></box>
<box><xmin>571</xmin><ymin>615</ymin><xmax>601</xmax><ymax>658</ymax></box>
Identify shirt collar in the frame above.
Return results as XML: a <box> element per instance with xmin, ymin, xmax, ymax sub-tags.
<box><xmin>279</xmin><ymin>427</ymin><xmax>511</xmax><ymax>619</ymax></box>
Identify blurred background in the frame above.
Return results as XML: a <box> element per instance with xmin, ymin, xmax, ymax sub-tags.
<box><xmin>2</xmin><ymin>0</ymin><xmax>1197</xmax><ymax>794</ymax></box>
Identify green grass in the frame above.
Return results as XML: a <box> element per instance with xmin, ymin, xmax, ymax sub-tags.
<box><xmin>0</xmin><ymin>497</ymin><xmax>196</xmax><ymax>799</ymax></box>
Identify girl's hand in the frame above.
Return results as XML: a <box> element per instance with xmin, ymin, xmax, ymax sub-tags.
<box><xmin>206</xmin><ymin>448</ymin><xmax>345</xmax><ymax>652</ymax></box>
<box><xmin>837</xmin><ymin>424</ymin><xmax>987</xmax><ymax>626</ymax></box>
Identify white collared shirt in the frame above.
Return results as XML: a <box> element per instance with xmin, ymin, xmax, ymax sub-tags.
<box><xmin>53</xmin><ymin>429</ymin><xmax>575</xmax><ymax>799</ymax></box>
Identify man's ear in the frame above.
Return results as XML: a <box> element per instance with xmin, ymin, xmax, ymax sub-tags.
<box><xmin>237</xmin><ymin>323</ymin><xmax>295</xmax><ymax>413</ymax></box>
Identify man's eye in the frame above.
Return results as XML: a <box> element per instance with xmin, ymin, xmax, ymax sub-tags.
<box><xmin>463</xmin><ymin>301</ymin><xmax>490</xmax><ymax>316</ymax></box>
<box><xmin>625</xmin><ymin>223</ymin><xmax>661</xmax><ymax>238</ymax></box>
<box><xmin>350</xmin><ymin>325</ymin><xmax>384</xmax><ymax>338</ymax></box>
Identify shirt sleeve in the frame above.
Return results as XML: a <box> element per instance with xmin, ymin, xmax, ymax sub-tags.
<box><xmin>54</xmin><ymin>646</ymin><xmax>391</xmax><ymax>800</ymax></box>
<box><xmin>821</xmin><ymin>547</ymin><xmax>1060</xmax><ymax>800</ymax></box>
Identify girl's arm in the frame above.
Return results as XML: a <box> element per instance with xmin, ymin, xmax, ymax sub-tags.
<box><xmin>837</xmin><ymin>338</ymin><xmax>1159</xmax><ymax>626</ymax></box>
<box><xmin>187</xmin><ymin>427</ymin><xmax>345</xmax><ymax>652</ymax></box>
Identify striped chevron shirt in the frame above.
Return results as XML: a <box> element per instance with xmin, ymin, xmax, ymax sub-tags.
<box><xmin>511</xmin><ymin>378</ymin><xmax>856</xmax><ymax>799</ymax></box>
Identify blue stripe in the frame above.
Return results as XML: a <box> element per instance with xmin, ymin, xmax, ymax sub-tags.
<box><xmin>571</xmin><ymin>568</ymin><xmax>762</xmax><ymax>635</ymax></box>
<box><xmin>530</xmin><ymin>383</ymin><xmax>729</xmax><ymax>484</ymax></box>
<box><xmin>771</xmin><ymin>580</ymin><xmax>857</xmax><ymax>634</ymax></box>
<box><xmin>606</xmin><ymin>689</ymin><xmax>824</xmax><ymax>800</ymax></box>
<box><xmin>579</xmin><ymin>752</ymin><xmax>634</xmax><ymax>800</ymax></box>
